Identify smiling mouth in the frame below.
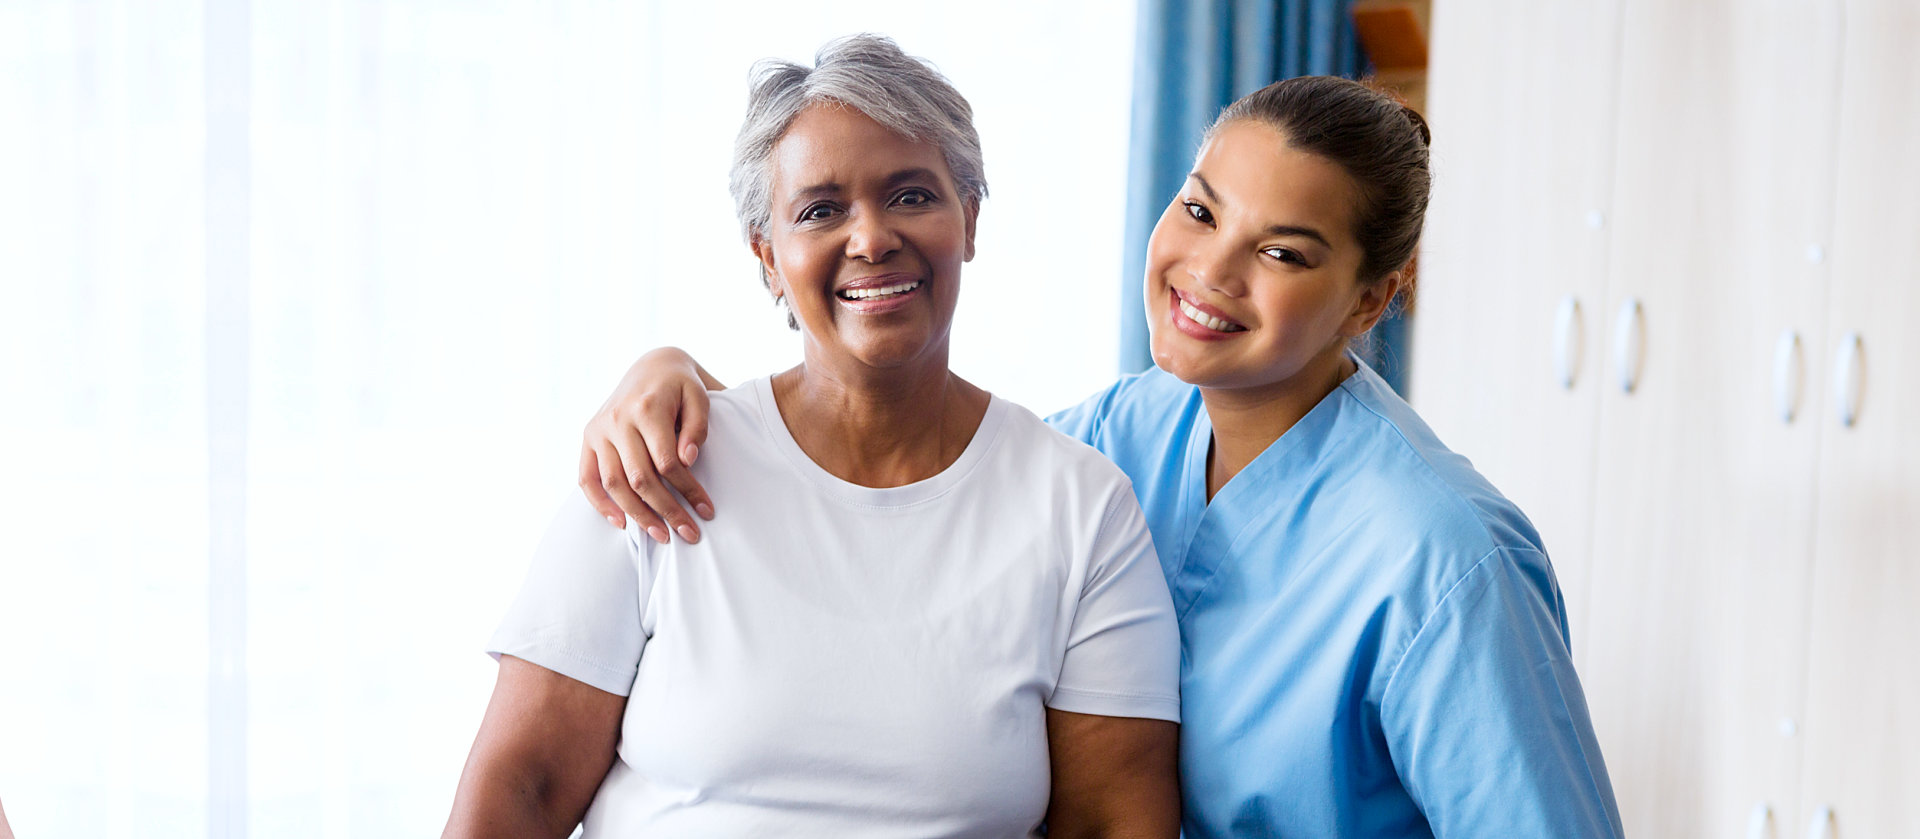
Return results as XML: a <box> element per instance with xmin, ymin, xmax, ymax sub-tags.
<box><xmin>1175</xmin><ymin>294</ymin><xmax>1246</xmax><ymax>333</ymax></box>
<box><xmin>837</xmin><ymin>279</ymin><xmax>923</xmax><ymax>301</ymax></box>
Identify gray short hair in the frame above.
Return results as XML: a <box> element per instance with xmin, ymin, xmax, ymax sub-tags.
<box><xmin>730</xmin><ymin>34</ymin><xmax>988</xmax><ymax>298</ymax></box>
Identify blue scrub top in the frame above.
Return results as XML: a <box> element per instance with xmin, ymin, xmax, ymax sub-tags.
<box><xmin>1048</xmin><ymin>359</ymin><xmax>1623</xmax><ymax>839</ymax></box>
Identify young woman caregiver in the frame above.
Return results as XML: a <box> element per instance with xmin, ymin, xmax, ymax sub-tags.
<box><xmin>580</xmin><ymin>76</ymin><xmax>1624</xmax><ymax>838</ymax></box>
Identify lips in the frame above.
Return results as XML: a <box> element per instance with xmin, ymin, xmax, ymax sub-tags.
<box><xmin>835</xmin><ymin>273</ymin><xmax>926</xmax><ymax>313</ymax></box>
<box><xmin>1171</xmin><ymin>289</ymin><xmax>1247</xmax><ymax>333</ymax></box>
<box><xmin>836</xmin><ymin>278</ymin><xmax>923</xmax><ymax>301</ymax></box>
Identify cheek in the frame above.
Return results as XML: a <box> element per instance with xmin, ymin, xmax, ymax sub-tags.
<box><xmin>926</xmin><ymin>219</ymin><xmax>972</xmax><ymax>267</ymax></box>
<box><xmin>764</xmin><ymin>234</ymin><xmax>804</xmax><ymax>278</ymax></box>
<box><xmin>788</xmin><ymin>245</ymin><xmax>847</xmax><ymax>301</ymax></box>
<box><xmin>1143</xmin><ymin>216</ymin><xmax>1182</xmax><ymax>280</ymax></box>
<box><xmin>1259</xmin><ymin>283</ymin><xmax>1345</xmax><ymax>341</ymax></box>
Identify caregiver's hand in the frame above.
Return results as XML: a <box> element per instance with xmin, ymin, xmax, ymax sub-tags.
<box><xmin>579</xmin><ymin>347</ymin><xmax>722</xmax><ymax>544</ymax></box>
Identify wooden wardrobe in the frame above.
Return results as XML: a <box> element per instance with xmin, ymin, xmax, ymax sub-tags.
<box><xmin>1412</xmin><ymin>0</ymin><xmax>1919</xmax><ymax>836</ymax></box>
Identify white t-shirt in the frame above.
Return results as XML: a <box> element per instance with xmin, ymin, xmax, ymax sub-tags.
<box><xmin>488</xmin><ymin>377</ymin><xmax>1180</xmax><ymax>838</ymax></box>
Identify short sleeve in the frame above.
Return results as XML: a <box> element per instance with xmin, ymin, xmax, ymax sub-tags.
<box><xmin>486</xmin><ymin>492</ymin><xmax>654</xmax><ymax>697</ymax></box>
<box><xmin>1048</xmin><ymin>487</ymin><xmax>1182</xmax><ymax>722</ymax></box>
<box><xmin>1381</xmin><ymin>548</ymin><xmax>1624</xmax><ymax>838</ymax></box>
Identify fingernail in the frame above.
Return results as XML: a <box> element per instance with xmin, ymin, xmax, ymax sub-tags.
<box><xmin>647</xmin><ymin>526</ymin><xmax>669</xmax><ymax>544</ymax></box>
<box><xmin>683</xmin><ymin>443</ymin><xmax>699</xmax><ymax>465</ymax></box>
<box><xmin>675</xmin><ymin>524</ymin><xmax>699</xmax><ymax>543</ymax></box>
<box><xmin>607</xmin><ymin>515</ymin><xmax>624</xmax><ymax>528</ymax></box>
<box><xmin>695</xmin><ymin>503</ymin><xmax>714</xmax><ymax>520</ymax></box>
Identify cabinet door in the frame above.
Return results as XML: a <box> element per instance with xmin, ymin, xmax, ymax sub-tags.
<box><xmin>1579</xmin><ymin>0</ymin><xmax>1842</xmax><ymax>835</ymax></box>
<box><xmin>1411</xmin><ymin>0</ymin><xmax>1622</xmax><ymax>656</ymax></box>
<box><xmin>1796</xmin><ymin>0</ymin><xmax>1920</xmax><ymax>833</ymax></box>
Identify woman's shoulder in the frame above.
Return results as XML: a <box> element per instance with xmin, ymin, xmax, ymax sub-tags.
<box><xmin>679</xmin><ymin>377</ymin><xmax>806</xmax><ymax>491</ymax></box>
<box><xmin>1328</xmin><ymin>361</ymin><xmax>1545</xmax><ymax>559</ymax></box>
<box><xmin>1292</xmin><ymin>373</ymin><xmax>1561</xmax><ymax>634</ymax></box>
<box><xmin>986</xmin><ymin>400</ymin><xmax>1163</xmax><ymax>576</ymax></box>
<box><xmin>983</xmin><ymin>399</ymin><xmax>1155</xmax><ymax>543</ymax></box>
<box><xmin>1070</xmin><ymin>366</ymin><xmax>1198</xmax><ymax>419</ymax></box>
<box><xmin>997</xmin><ymin>396</ymin><xmax>1140</xmax><ymax>493</ymax></box>
<box><xmin>1045</xmin><ymin>366</ymin><xmax>1200</xmax><ymax>453</ymax></box>
<box><xmin>708</xmin><ymin>375</ymin><xmax>769</xmax><ymax>417</ymax></box>
<box><xmin>1309</xmin><ymin>367</ymin><xmax>1565</xmax><ymax>650</ymax></box>
<box><xmin>702</xmin><ymin>375</ymin><xmax>789</xmax><ymax>446</ymax></box>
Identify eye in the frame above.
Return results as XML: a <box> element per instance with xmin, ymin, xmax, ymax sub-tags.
<box><xmin>1183</xmin><ymin>200</ymin><xmax>1215</xmax><ymax>226</ymax></box>
<box><xmin>892</xmin><ymin>188</ymin><xmax>935</xmax><ymax>207</ymax></box>
<box><xmin>1262</xmin><ymin>246</ymin><xmax>1306</xmax><ymax>266</ymax></box>
<box><xmin>799</xmin><ymin>203</ymin><xmax>839</xmax><ymax>223</ymax></box>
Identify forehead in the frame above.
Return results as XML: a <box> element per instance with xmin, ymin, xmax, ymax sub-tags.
<box><xmin>1194</xmin><ymin>120</ymin><xmax>1362</xmax><ymax>243</ymax></box>
<box><xmin>769</xmin><ymin>103</ymin><xmax>953</xmax><ymax>197</ymax></box>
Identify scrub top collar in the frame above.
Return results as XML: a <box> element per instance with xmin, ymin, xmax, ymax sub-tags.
<box><xmin>1167</xmin><ymin>353</ymin><xmax>1379</xmax><ymax>618</ymax></box>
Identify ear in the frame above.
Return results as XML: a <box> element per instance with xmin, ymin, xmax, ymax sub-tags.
<box><xmin>751</xmin><ymin>235</ymin><xmax>785</xmax><ymax>299</ymax></box>
<box><xmin>1344</xmin><ymin>270</ymin><xmax>1404</xmax><ymax>337</ymax></box>
<box><xmin>962</xmin><ymin>198</ymin><xmax>981</xmax><ymax>263</ymax></box>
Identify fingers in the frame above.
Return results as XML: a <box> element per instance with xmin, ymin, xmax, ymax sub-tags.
<box><xmin>629</xmin><ymin>403</ymin><xmax>706</xmax><ymax>543</ymax></box>
<box><xmin>578</xmin><ymin>346</ymin><xmax>719</xmax><ymax>545</ymax></box>
<box><xmin>578</xmin><ymin>444</ymin><xmax>626</xmax><ymax>528</ymax></box>
<box><xmin>670</xmin><ymin>381</ymin><xmax>714</xmax><ymax>520</ymax></box>
<box><xmin>677</xmin><ymin>380</ymin><xmax>711</xmax><ymax>467</ymax></box>
<box><xmin>594</xmin><ymin>439</ymin><xmax>669</xmax><ymax>545</ymax></box>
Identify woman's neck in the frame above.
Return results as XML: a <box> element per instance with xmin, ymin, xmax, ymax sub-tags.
<box><xmin>1199</xmin><ymin>351</ymin><xmax>1357</xmax><ymax>501</ymax></box>
<box><xmin>771</xmin><ymin>349</ymin><xmax>989</xmax><ymax>488</ymax></box>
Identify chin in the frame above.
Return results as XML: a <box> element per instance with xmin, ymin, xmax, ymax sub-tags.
<box><xmin>846</xmin><ymin>334</ymin><xmax>944</xmax><ymax>369</ymax></box>
<box><xmin>1150</xmin><ymin>335</ymin><xmax>1278</xmax><ymax>391</ymax></box>
<box><xmin>1148</xmin><ymin>336</ymin><xmax>1211</xmax><ymax>385</ymax></box>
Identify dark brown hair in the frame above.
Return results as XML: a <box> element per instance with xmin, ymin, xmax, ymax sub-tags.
<box><xmin>1210</xmin><ymin>76</ymin><xmax>1431</xmax><ymax>292</ymax></box>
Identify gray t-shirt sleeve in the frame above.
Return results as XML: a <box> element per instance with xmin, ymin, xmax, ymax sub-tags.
<box><xmin>1048</xmin><ymin>486</ymin><xmax>1182</xmax><ymax>722</ymax></box>
<box><xmin>487</xmin><ymin>492</ymin><xmax>652</xmax><ymax>697</ymax></box>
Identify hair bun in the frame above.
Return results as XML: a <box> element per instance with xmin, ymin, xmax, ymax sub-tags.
<box><xmin>1401</xmin><ymin>103</ymin><xmax>1432</xmax><ymax>148</ymax></box>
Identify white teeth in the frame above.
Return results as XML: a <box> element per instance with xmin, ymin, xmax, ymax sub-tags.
<box><xmin>840</xmin><ymin>280</ymin><xmax>923</xmax><ymax>300</ymax></box>
<box><xmin>1179</xmin><ymin>298</ymin><xmax>1244</xmax><ymax>333</ymax></box>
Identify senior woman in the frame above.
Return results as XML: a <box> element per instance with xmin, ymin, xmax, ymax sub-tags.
<box><xmin>442</xmin><ymin>35</ymin><xmax>1180</xmax><ymax>839</ymax></box>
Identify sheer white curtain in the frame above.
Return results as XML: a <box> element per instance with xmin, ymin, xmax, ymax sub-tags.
<box><xmin>0</xmin><ymin>2</ymin><xmax>1137</xmax><ymax>837</ymax></box>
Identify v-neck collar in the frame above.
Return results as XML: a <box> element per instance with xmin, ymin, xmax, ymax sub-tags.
<box><xmin>1164</xmin><ymin>359</ymin><xmax>1367</xmax><ymax>618</ymax></box>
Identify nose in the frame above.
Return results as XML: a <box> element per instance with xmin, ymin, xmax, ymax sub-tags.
<box><xmin>1189</xmin><ymin>238</ymin><xmax>1247</xmax><ymax>297</ymax></box>
<box><xmin>845</xmin><ymin>206</ymin><xmax>903</xmax><ymax>263</ymax></box>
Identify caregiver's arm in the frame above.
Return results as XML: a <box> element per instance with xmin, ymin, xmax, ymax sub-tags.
<box><xmin>579</xmin><ymin>347</ymin><xmax>723</xmax><ymax>543</ymax></box>
<box><xmin>1382</xmin><ymin>547</ymin><xmax>1624</xmax><ymax>838</ymax></box>
<box><xmin>1044</xmin><ymin>709</ymin><xmax>1180</xmax><ymax>838</ymax></box>
<box><xmin>580</xmin><ymin>351</ymin><xmax>1135</xmax><ymax>542</ymax></box>
<box><xmin>442</xmin><ymin>655</ymin><xmax>625</xmax><ymax>839</ymax></box>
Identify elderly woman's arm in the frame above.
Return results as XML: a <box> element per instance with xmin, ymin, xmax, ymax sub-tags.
<box><xmin>1044</xmin><ymin>709</ymin><xmax>1181</xmax><ymax>838</ymax></box>
<box><xmin>442</xmin><ymin>655</ymin><xmax>625</xmax><ymax>839</ymax></box>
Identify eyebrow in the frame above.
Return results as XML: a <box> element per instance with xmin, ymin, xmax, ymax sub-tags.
<box><xmin>1188</xmin><ymin>172</ymin><xmax>1333</xmax><ymax>249</ymax></box>
<box><xmin>884</xmin><ymin>167</ymin><xmax>943</xmax><ymax>189</ymax></box>
<box><xmin>789</xmin><ymin>167</ymin><xmax>945</xmax><ymax>203</ymax></box>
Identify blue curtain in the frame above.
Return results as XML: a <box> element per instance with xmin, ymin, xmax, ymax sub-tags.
<box><xmin>1120</xmin><ymin>0</ymin><xmax>1409</xmax><ymax>393</ymax></box>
